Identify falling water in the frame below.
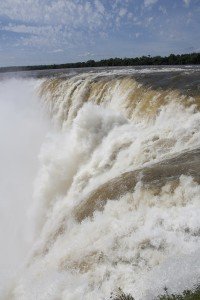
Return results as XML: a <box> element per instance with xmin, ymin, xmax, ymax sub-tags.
<box><xmin>1</xmin><ymin>67</ymin><xmax>200</xmax><ymax>300</ymax></box>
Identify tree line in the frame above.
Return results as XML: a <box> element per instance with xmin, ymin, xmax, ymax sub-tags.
<box><xmin>0</xmin><ymin>52</ymin><xmax>199</xmax><ymax>73</ymax></box>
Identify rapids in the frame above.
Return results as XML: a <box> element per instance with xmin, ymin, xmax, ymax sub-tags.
<box><xmin>1</xmin><ymin>67</ymin><xmax>200</xmax><ymax>300</ymax></box>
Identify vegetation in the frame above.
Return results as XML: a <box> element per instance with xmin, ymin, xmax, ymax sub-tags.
<box><xmin>0</xmin><ymin>52</ymin><xmax>199</xmax><ymax>73</ymax></box>
<box><xmin>157</xmin><ymin>288</ymin><xmax>200</xmax><ymax>300</ymax></box>
<box><xmin>108</xmin><ymin>287</ymin><xmax>200</xmax><ymax>300</ymax></box>
<box><xmin>110</xmin><ymin>288</ymin><xmax>135</xmax><ymax>300</ymax></box>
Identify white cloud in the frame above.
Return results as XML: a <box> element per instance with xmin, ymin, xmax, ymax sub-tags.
<box><xmin>127</xmin><ymin>12</ymin><xmax>133</xmax><ymax>20</ymax></box>
<box><xmin>159</xmin><ymin>6</ymin><xmax>167</xmax><ymax>14</ymax></box>
<box><xmin>144</xmin><ymin>0</ymin><xmax>158</xmax><ymax>7</ymax></box>
<box><xmin>51</xmin><ymin>49</ymin><xmax>64</xmax><ymax>53</ymax></box>
<box><xmin>0</xmin><ymin>0</ymin><xmax>113</xmax><ymax>49</ymax></box>
<box><xmin>119</xmin><ymin>8</ymin><xmax>127</xmax><ymax>17</ymax></box>
<box><xmin>148</xmin><ymin>17</ymin><xmax>154</xmax><ymax>22</ymax></box>
<box><xmin>183</xmin><ymin>0</ymin><xmax>191</xmax><ymax>6</ymax></box>
<box><xmin>0</xmin><ymin>0</ymin><xmax>134</xmax><ymax>51</ymax></box>
<box><xmin>186</xmin><ymin>12</ymin><xmax>192</xmax><ymax>24</ymax></box>
<box><xmin>95</xmin><ymin>0</ymin><xmax>105</xmax><ymax>14</ymax></box>
<box><xmin>0</xmin><ymin>1</ymin><xmax>107</xmax><ymax>31</ymax></box>
<box><xmin>78</xmin><ymin>52</ymin><xmax>95</xmax><ymax>58</ymax></box>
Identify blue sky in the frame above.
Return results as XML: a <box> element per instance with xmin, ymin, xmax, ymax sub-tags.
<box><xmin>0</xmin><ymin>0</ymin><xmax>199</xmax><ymax>67</ymax></box>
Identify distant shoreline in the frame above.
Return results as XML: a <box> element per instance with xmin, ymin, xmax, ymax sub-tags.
<box><xmin>0</xmin><ymin>52</ymin><xmax>199</xmax><ymax>73</ymax></box>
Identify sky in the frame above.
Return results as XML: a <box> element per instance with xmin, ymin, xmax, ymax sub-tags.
<box><xmin>0</xmin><ymin>0</ymin><xmax>199</xmax><ymax>67</ymax></box>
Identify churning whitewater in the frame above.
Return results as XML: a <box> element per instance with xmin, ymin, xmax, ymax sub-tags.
<box><xmin>1</xmin><ymin>67</ymin><xmax>200</xmax><ymax>300</ymax></box>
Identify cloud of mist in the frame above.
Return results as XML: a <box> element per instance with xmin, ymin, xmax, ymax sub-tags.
<box><xmin>0</xmin><ymin>78</ymin><xmax>49</xmax><ymax>293</ymax></box>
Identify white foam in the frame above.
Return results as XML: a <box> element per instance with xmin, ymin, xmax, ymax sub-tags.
<box><xmin>1</xmin><ymin>74</ymin><xmax>200</xmax><ymax>299</ymax></box>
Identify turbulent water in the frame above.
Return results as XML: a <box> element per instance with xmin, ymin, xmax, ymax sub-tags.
<box><xmin>0</xmin><ymin>66</ymin><xmax>200</xmax><ymax>300</ymax></box>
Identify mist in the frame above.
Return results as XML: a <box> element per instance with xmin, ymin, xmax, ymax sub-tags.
<box><xmin>0</xmin><ymin>78</ymin><xmax>49</xmax><ymax>293</ymax></box>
